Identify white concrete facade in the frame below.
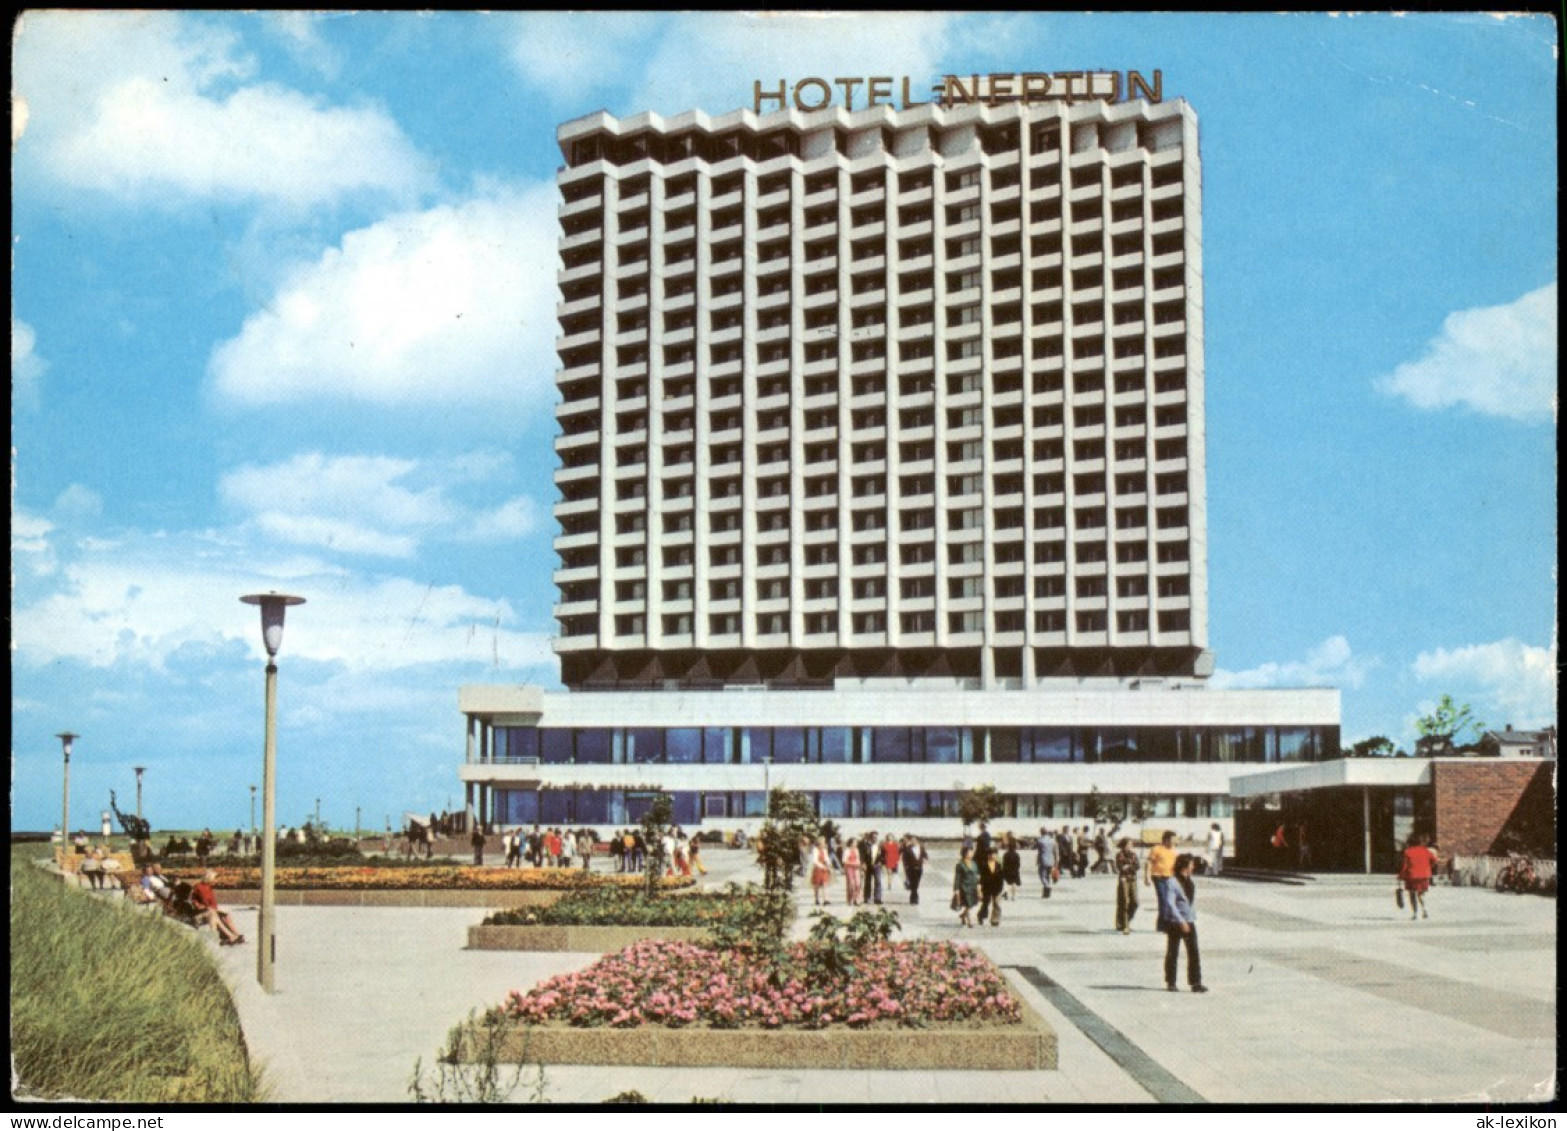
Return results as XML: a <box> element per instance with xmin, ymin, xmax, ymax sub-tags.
<box><xmin>551</xmin><ymin>95</ymin><xmax>1210</xmax><ymax>690</ymax></box>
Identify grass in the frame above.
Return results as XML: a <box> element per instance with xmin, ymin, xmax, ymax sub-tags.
<box><xmin>9</xmin><ymin>847</ymin><xmax>264</xmax><ymax>1102</ymax></box>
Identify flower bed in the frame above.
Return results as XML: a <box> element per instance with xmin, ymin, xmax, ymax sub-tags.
<box><xmin>504</xmin><ymin>938</ymin><xmax>1020</xmax><ymax>1029</ymax></box>
<box><xmin>470</xmin><ymin>939</ymin><xmax>1053</xmax><ymax>1069</ymax></box>
<box><xmin>199</xmin><ymin>866</ymin><xmax>696</xmax><ymax>892</ymax></box>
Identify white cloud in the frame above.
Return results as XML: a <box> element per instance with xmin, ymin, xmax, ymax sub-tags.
<box><xmin>14</xmin><ymin>10</ymin><xmax>431</xmax><ymax>208</ymax></box>
<box><xmin>12</xmin><ymin>318</ymin><xmax>46</xmax><ymax>407</ymax></box>
<box><xmin>208</xmin><ymin>187</ymin><xmax>558</xmax><ymax>407</ymax></box>
<box><xmin>1377</xmin><ymin>282</ymin><xmax>1557</xmax><ymax>422</ymax></box>
<box><xmin>1411</xmin><ymin>638</ymin><xmax>1557</xmax><ymax>729</ymax></box>
<box><xmin>218</xmin><ymin>451</ymin><xmax>542</xmax><ymax>557</ymax></box>
<box><xmin>53</xmin><ymin>484</ymin><xmax>104</xmax><ymax>519</ymax></box>
<box><xmin>510</xmin><ymin>12</ymin><xmax>1016</xmax><ymax>116</ymax></box>
<box><xmin>266</xmin><ymin>12</ymin><xmax>342</xmax><ymax>80</ymax></box>
<box><xmin>465</xmin><ymin>496</ymin><xmax>541</xmax><ymax>541</ymax></box>
<box><xmin>1211</xmin><ymin>635</ymin><xmax>1376</xmax><ymax>690</ymax></box>
<box><xmin>11</xmin><ymin>524</ymin><xmax>554</xmax><ymax>674</ymax></box>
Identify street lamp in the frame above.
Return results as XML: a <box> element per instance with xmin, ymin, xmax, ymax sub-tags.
<box><xmin>134</xmin><ymin>766</ymin><xmax>146</xmax><ymax>821</ymax></box>
<box><xmin>57</xmin><ymin>732</ymin><xmax>78</xmax><ymax>868</ymax></box>
<box><xmin>249</xmin><ymin>785</ymin><xmax>257</xmax><ymax>837</ymax></box>
<box><xmin>241</xmin><ymin>590</ymin><xmax>306</xmax><ymax>994</ymax></box>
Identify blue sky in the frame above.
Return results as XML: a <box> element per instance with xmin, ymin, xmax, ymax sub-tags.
<box><xmin>11</xmin><ymin>12</ymin><xmax>1557</xmax><ymax>833</ymax></box>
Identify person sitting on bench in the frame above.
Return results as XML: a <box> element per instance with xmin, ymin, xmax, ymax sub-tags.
<box><xmin>190</xmin><ymin>870</ymin><xmax>245</xmax><ymax>946</ymax></box>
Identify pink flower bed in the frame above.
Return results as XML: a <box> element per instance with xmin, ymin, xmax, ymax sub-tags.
<box><xmin>500</xmin><ymin>939</ymin><xmax>1023</xmax><ymax>1030</ymax></box>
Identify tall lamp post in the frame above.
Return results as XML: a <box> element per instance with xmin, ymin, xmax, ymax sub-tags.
<box><xmin>241</xmin><ymin>591</ymin><xmax>305</xmax><ymax>994</ymax></box>
<box><xmin>57</xmin><ymin>732</ymin><xmax>78</xmax><ymax>866</ymax></box>
<box><xmin>249</xmin><ymin>785</ymin><xmax>257</xmax><ymax>837</ymax></box>
<box><xmin>133</xmin><ymin>766</ymin><xmax>146</xmax><ymax>821</ymax></box>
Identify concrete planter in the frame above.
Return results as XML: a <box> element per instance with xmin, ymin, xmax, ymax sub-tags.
<box><xmin>467</xmin><ymin>923</ymin><xmax>712</xmax><ymax>951</ymax></box>
<box><xmin>215</xmin><ymin>888</ymin><xmax>568</xmax><ymax>909</ymax></box>
<box><xmin>464</xmin><ymin>982</ymin><xmax>1056</xmax><ymax>1070</ymax></box>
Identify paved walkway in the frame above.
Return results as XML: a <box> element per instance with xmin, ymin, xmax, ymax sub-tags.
<box><xmin>205</xmin><ymin>849</ymin><xmax>1557</xmax><ymax>1105</ymax></box>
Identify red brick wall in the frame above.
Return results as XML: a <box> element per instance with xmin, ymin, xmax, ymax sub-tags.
<box><xmin>1431</xmin><ymin>761</ymin><xmax>1555</xmax><ymax>856</ymax></box>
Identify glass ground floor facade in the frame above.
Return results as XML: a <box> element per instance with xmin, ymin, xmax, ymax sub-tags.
<box><xmin>489</xmin><ymin>786</ymin><xmax>1237</xmax><ymax>829</ymax></box>
<box><xmin>485</xmin><ymin>723</ymin><xmax>1339</xmax><ymax>767</ymax></box>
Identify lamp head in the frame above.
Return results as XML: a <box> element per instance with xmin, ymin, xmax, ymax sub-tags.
<box><xmin>56</xmin><ymin>732</ymin><xmax>78</xmax><ymax>760</ymax></box>
<box><xmin>240</xmin><ymin>592</ymin><xmax>306</xmax><ymax>657</ymax></box>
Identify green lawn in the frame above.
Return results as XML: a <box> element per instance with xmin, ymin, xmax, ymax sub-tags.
<box><xmin>9</xmin><ymin>847</ymin><xmax>264</xmax><ymax>1102</ymax></box>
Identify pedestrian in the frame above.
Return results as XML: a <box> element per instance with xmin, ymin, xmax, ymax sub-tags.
<box><xmin>1158</xmin><ymin>853</ymin><xmax>1207</xmax><ymax>993</ymax></box>
<box><xmin>975</xmin><ymin>821</ymin><xmax>994</xmax><ymax>863</ymax></box>
<box><xmin>843</xmin><ymin>832</ymin><xmax>863</xmax><ymax>905</ymax></box>
<box><xmin>1296</xmin><ymin>823</ymin><xmax>1312</xmax><ymax>870</ymax></box>
<box><xmin>1115</xmin><ymin>837</ymin><xmax>1141</xmax><ymax>934</ymax></box>
<box><xmin>881</xmin><ymin>833</ymin><xmax>902</xmax><ymax>883</ymax></box>
<box><xmin>80</xmin><ymin>847</ymin><xmax>104</xmax><ymax>890</ymax></box>
<box><xmin>861</xmin><ymin>833</ymin><xmax>882</xmax><ymax>905</ymax></box>
<box><xmin>1398</xmin><ymin>833</ymin><xmax>1439</xmax><ymax>920</ymax></box>
<box><xmin>952</xmin><ymin>845</ymin><xmax>980</xmax><ymax>928</ymax></box>
<box><xmin>470</xmin><ymin>823</ymin><xmax>486</xmax><ymax>866</ymax></box>
<box><xmin>1001</xmin><ymin>834</ymin><xmax>1022</xmax><ymax>900</ymax></box>
<box><xmin>687</xmin><ymin>835</ymin><xmax>706</xmax><ymax>875</ymax></box>
<box><xmin>196</xmin><ymin>829</ymin><xmax>214</xmax><ymax>868</ymax></box>
<box><xmin>1074</xmin><ymin>826</ymin><xmax>1091</xmax><ymax>879</ymax></box>
<box><xmin>1092</xmin><ymin>828</ymin><xmax>1110</xmax><ymax>873</ymax></box>
<box><xmin>978</xmin><ymin>851</ymin><xmax>1005</xmax><ymax>926</ymax></box>
<box><xmin>1144</xmin><ymin>829</ymin><xmax>1178</xmax><ymax>908</ymax></box>
<box><xmin>810</xmin><ymin>837</ymin><xmax>832</xmax><ymax>906</ymax></box>
<box><xmin>1056</xmin><ymin>827</ymin><xmax>1074</xmax><ymax>879</ymax></box>
<box><xmin>559</xmin><ymin>826</ymin><xmax>576</xmax><ymax>870</ymax></box>
<box><xmin>1036</xmin><ymin>827</ymin><xmax>1058</xmax><ymax>898</ymax></box>
<box><xmin>672</xmin><ymin>831</ymin><xmax>690</xmax><ymax>877</ymax></box>
<box><xmin>1206</xmin><ymin>823</ymin><xmax>1225</xmax><ymax>876</ymax></box>
<box><xmin>902</xmin><ymin>835</ymin><xmax>927</xmax><ymax>904</ymax></box>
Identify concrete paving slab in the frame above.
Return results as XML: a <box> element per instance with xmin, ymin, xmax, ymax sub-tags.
<box><xmin>205</xmin><ymin>849</ymin><xmax>1556</xmax><ymax>1104</ymax></box>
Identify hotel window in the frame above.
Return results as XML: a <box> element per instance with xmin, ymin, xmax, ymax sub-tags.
<box><xmin>853</xmin><ymin>612</ymin><xmax>886</xmax><ymax>634</ymax></box>
<box><xmin>1117</xmin><ymin>610</ymin><xmax>1149</xmax><ymax>632</ymax></box>
<box><xmin>1158</xmin><ymin>576</ymin><xmax>1189</xmax><ymax>597</ymax></box>
<box><xmin>1035</xmin><ymin>610</ymin><xmax>1066</xmax><ymax>633</ymax></box>
<box><xmin>1156</xmin><ymin>542</ymin><xmax>1189</xmax><ymax>563</ymax></box>
<box><xmin>1035</xmin><ymin>576</ymin><xmax>1065</xmax><ymax>598</ymax></box>
<box><xmin>663</xmin><ymin>613</ymin><xmax>692</xmax><ymax>635</ymax></box>
<box><xmin>1158</xmin><ymin>609</ymin><xmax>1190</xmax><ymax>632</ymax></box>
<box><xmin>901</xmin><ymin>611</ymin><xmax>935</xmax><ymax>633</ymax></box>
<box><xmin>1076</xmin><ymin>611</ymin><xmax>1107</xmax><ymax>632</ymax></box>
<box><xmin>614</xmin><ymin>614</ymin><xmax>645</xmax><ymax>635</ymax></box>
<box><xmin>994</xmin><ymin>610</ymin><xmax>1025</xmax><ymax>633</ymax></box>
<box><xmin>1118</xmin><ymin>576</ymin><xmax>1149</xmax><ymax>598</ymax></box>
<box><xmin>949</xmin><ymin>611</ymin><xmax>983</xmax><ymax>633</ymax></box>
<box><xmin>1076</xmin><ymin>577</ymin><xmax>1107</xmax><ymax>598</ymax></box>
<box><xmin>663</xmin><ymin>579</ymin><xmax>692</xmax><ymax>601</ymax></box>
<box><xmin>709</xmin><ymin>613</ymin><xmax>740</xmax><ymax>635</ymax></box>
<box><xmin>805</xmin><ymin>612</ymin><xmax>838</xmax><ymax>635</ymax></box>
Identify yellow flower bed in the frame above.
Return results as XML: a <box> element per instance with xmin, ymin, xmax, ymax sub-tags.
<box><xmin>197</xmin><ymin>866</ymin><xmax>695</xmax><ymax>892</ymax></box>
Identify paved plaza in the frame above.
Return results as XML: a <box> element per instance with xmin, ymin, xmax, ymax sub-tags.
<box><xmin>206</xmin><ymin>847</ymin><xmax>1557</xmax><ymax>1105</ymax></box>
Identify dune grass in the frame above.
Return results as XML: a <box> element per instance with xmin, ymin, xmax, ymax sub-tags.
<box><xmin>9</xmin><ymin>849</ymin><xmax>264</xmax><ymax>1102</ymax></box>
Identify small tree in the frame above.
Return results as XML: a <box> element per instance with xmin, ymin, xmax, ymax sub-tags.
<box><xmin>1415</xmin><ymin>695</ymin><xmax>1485</xmax><ymax>757</ymax></box>
<box><xmin>1349</xmin><ymin>735</ymin><xmax>1399</xmax><ymax>758</ymax></box>
<box><xmin>1084</xmin><ymin>787</ymin><xmax>1156</xmax><ymax>838</ymax></box>
<box><xmin>641</xmin><ymin>793</ymin><xmax>674</xmax><ymax>897</ymax></box>
<box><xmin>958</xmin><ymin>785</ymin><xmax>1005</xmax><ymax>831</ymax></box>
<box><xmin>757</xmin><ymin>788</ymin><xmax>818</xmax><ymax>893</ymax></box>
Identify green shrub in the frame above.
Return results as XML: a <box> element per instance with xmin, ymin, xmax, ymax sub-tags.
<box><xmin>9</xmin><ymin>852</ymin><xmax>262</xmax><ymax>1102</ymax></box>
<box><xmin>482</xmin><ymin>885</ymin><xmax>791</xmax><ymax>938</ymax></box>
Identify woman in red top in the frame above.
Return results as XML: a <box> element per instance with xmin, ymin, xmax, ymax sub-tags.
<box><xmin>1397</xmin><ymin>834</ymin><xmax>1439</xmax><ymax>920</ymax></box>
<box><xmin>192</xmin><ymin>870</ymin><xmax>245</xmax><ymax>945</ymax></box>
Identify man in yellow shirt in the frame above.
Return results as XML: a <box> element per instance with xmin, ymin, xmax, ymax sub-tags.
<box><xmin>1144</xmin><ymin>829</ymin><xmax>1178</xmax><ymax>911</ymax></box>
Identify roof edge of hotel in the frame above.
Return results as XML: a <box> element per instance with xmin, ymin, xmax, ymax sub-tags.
<box><xmin>556</xmin><ymin>95</ymin><xmax>1193</xmax><ymax>144</ymax></box>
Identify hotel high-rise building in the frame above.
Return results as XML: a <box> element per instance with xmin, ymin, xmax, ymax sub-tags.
<box><xmin>459</xmin><ymin>90</ymin><xmax>1339</xmax><ymax>839</ymax></box>
<box><xmin>551</xmin><ymin>94</ymin><xmax>1209</xmax><ymax>691</ymax></box>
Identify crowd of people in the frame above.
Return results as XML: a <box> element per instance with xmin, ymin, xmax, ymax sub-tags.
<box><xmin>788</xmin><ymin>831</ymin><xmax>930</xmax><ymax>908</ymax></box>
